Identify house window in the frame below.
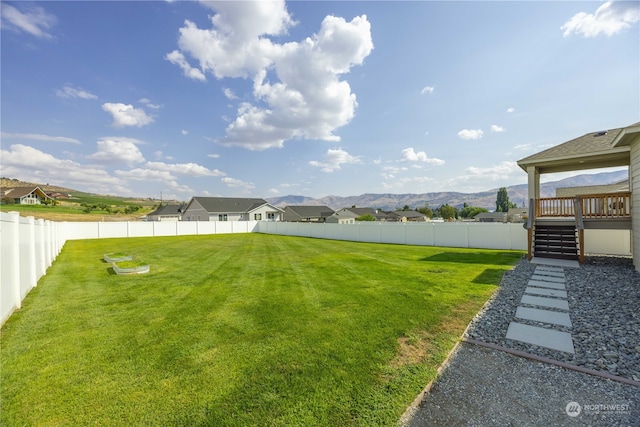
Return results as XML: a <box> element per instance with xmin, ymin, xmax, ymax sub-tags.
<box><xmin>219</xmin><ymin>214</ymin><xmax>228</xmax><ymax>221</ymax></box>
<box><xmin>254</xmin><ymin>213</ymin><xmax>262</xmax><ymax>220</ymax></box>
<box><xmin>267</xmin><ymin>212</ymin><xmax>275</xmax><ymax>220</ymax></box>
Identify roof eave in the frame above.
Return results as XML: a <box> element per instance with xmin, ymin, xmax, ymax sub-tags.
<box><xmin>517</xmin><ymin>146</ymin><xmax>630</xmax><ymax>173</ymax></box>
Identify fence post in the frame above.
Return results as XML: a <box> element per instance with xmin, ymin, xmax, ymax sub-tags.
<box><xmin>7</xmin><ymin>212</ymin><xmax>21</xmax><ymax>310</ymax></box>
<box><xmin>26</xmin><ymin>216</ymin><xmax>37</xmax><ymax>289</ymax></box>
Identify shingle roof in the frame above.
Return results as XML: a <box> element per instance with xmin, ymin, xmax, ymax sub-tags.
<box><xmin>148</xmin><ymin>204</ymin><xmax>184</xmax><ymax>216</ymax></box>
<box><xmin>191</xmin><ymin>197</ymin><xmax>271</xmax><ymax>213</ymax></box>
<box><xmin>517</xmin><ymin>123</ymin><xmax>638</xmax><ymax>173</ymax></box>
<box><xmin>1</xmin><ymin>186</ymin><xmax>50</xmax><ymax>199</ymax></box>
<box><xmin>285</xmin><ymin>205</ymin><xmax>335</xmax><ymax>218</ymax></box>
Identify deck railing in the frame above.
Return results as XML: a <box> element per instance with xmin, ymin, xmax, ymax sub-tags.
<box><xmin>536</xmin><ymin>192</ymin><xmax>631</xmax><ymax>219</ymax></box>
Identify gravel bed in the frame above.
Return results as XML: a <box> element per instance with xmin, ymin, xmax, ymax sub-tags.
<box><xmin>402</xmin><ymin>342</ymin><xmax>639</xmax><ymax>427</ymax></box>
<box><xmin>464</xmin><ymin>255</ymin><xmax>640</xmax><ymax>382</ymax></box>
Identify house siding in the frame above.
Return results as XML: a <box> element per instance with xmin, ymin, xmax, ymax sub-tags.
<box><xmin>631</xmin><ymin>141</ymin><xmax>640</xmax><ymax>271</ymax></box>
<box><xmin>182</xmin><ymin>200</ymin><xmax>209</xmax><ymax>221</ymax></box>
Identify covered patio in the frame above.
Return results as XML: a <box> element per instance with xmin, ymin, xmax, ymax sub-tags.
<box><xmin>517</xmin><ymin>122</ymin><xmax>640</xmax><ymax>268</ymax></box>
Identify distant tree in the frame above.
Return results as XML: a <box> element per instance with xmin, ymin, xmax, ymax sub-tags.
<box><xmin>439</xmin><ymin>204</ymin><xmax>456</xmax><ymax>220</ymax></box>
<box><xmin>496</xmin><ymin>187</ymin><xmax>517</xmax><ymax>212</ymax></box>
<box><xmin>356</xmin><ymin>214</ymin><xmax>376</xmax><ymax>221</ymax></box>
<box><xmin>417</xmin><ymin>204</ymin><xmax>433</xmax><ymax>218</ymax></box>
<box><xmin>459</xmin><ymin>205</ymin><xmax>489</xmax><ymax>219</ymax></box>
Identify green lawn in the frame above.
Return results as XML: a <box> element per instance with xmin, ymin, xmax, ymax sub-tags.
<box><xmin>0</xmin><ymin>234</ymin><xmax>522</xmax><ymax>426</ymax></box>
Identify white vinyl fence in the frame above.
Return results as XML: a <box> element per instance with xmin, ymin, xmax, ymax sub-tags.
<box><xmin>1</xmin><ymin>212</ymin><xmax>65</xmax><ymax>326</ymax></box>
<box><xmin>256</xmin><ymin>221</ymin><xmax>528</xmax><ymax>250</ymax></box>
<box><xmin>1</xmin><ymin>212</ymin><xmax>632</xmax><ymax>326</ymax></box>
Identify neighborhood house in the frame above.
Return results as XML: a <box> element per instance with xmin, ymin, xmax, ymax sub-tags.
<box><xmin>181</xmin><ymin>197</ymin><xmax>283</xmax><ymax>222</ymax></box>
<box><xmin>1</xmin><ymin>186</ymin><xmax>54</xmax><ymax>205</ymax></box>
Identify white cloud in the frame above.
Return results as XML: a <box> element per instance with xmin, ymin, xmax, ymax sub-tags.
<box><xmin>55</xmin><ymin>85</ymin><xmax>97</xmax><ymax>100</ymax></box>
<box><xmin>0</xmin><ymin>144</ymin><xmax>127</xmax><ymax>194</ymax></box>
<box><xmin>138</xmin><ymin>98</ymin><xmax>162</xmax><ymax>109</ymax></box>
<box><xmin>87</xmin><ymin>137</ymin><xmax>146</xmax><ymax>165</ymax></box>
<box><xmin>466</xmin><ymin>161</ymin><xmax>520</xmax><ymax>180</ymax></box>
<box><xmin>1</xmin><ymin>132</ymin><xmax>81</xmax><ymax>144</ymax></box>
<box><xmin>490</xmin><ymin>124</ymin><xmax>506</xmax><ymax>133</ymax></box>
<box><xmin>420</xmin><ymin>86</ymin><xmax>435</xmax><ymax>95</ymax></box>
<box><xmin>102</xmin><ymin>103</ymin><xmax>154</xmax><ymax>127</ymax></box>
<box><xmin>400</xmin><ymin>147</ymin><xmax>445</xmax><ymax>165</ymax></box>
<box><xmin>0</xmin><ymin>3</ymin><xmax>56</xmax><ymax>39</ymax></box>
<box><xmin>513</xmin><ymin>143</ymin><xmax>531</xmax><ymax>150</ymax></box>
<box><xmin>144</xmin><ymin>161</ymin><xmax>225</xmax><ymax>177</ymax></box>
<box><xmin>562</xmin><ymin>1</ymin><xmax>640</xmax><ymax>37</ymax></box>
<box><xmin>507</xmin><ymin>107</ymin><xmax>515</xmax><ymax>113</ymax></box>
<box><xmin>164</xmin><ymin>50</ymin><xmax>206</xmax><ymax>81</ymax></box>
<box><xmin>221</xmin><ymin>177</ymin><xmax>255</xmax><ymax>191</ymax></box>
<box><xmin>169</xmin><ymin>1</ymin><xmax>373</xmax><ymax>150</ymax></box>
<box><xmin>207</xmin><ymin>153</ymin><xmax>220</xmax><ymax>159</ymax></box>
<box><xmin>309</xmin><ymin>148</ymin><xmax>361</xmax><ymax>173</ymax></box>
<box><xmin>181</xmin><ymin>130</ymin><xmax>189</xmax><ymax>135</ymax></box>
<box><xmin>457</xmin><ymin>129</ymin><xmax>484</xmax><ymax>140</ymax></box>
<box><xmin>223</xmin><ymin>88</ymin><xmax>238</xmax><ymax>99</ymax></box>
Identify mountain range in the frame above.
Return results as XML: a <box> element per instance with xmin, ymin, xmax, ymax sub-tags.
<box><xmin>266</xmin><ymin>170</ymin><xmax>629</xmax><ymax>211</ymax></box>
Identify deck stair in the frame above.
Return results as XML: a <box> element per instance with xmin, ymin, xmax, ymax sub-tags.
<box><xmin>533</xmin><ymin>223</ymin><xmax>578</xmax><ymax>261</ymax></box>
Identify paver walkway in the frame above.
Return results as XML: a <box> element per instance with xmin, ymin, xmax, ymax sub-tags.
<box><xmin>505</xmin><ymin>264</ymin><xmax>575</xmax><ymax>353</ymax></box>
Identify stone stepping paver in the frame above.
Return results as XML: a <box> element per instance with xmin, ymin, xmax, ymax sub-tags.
<box><xmin>527</xmin><ymin>280</ymin><xmax>566</xmax><ymax>290</ymax></box>
<box><xmin>530</xmin><ymin>274</ymin><xmax>565</xmax><ymax>283</ymax></box>
<box><xmin>515</xmin><ymin>306</ymin><xmax>572</xmax><ymax>327</ymax></box>
<box><xmin>521</xmin><ymin>295</ymin><xmax>570</xmax><ymax>311</ymax></box>
<box><xmin>524</xmin><ymin>287</ymin><xmax>567</xmax><ymax>298</ymax></box>
<box><xmin>533</xmin><ymin>269</ymin><xmax>565</xmax><ymax>278</ymax></box>
<box><xmin>535</xmin><ymin>265</ymin><xmax>564</xmax><ymax>272</ymax></box>
<box><xmin>506</xmin><ymin>322</ymin><xmax>575</xmax><ymax>353</ymax></box>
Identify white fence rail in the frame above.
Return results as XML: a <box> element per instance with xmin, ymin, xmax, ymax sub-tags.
<box><xmin>256</xmin><ymin>221</ymin><xmax>527</xmax><ymax>250</ymax></box>
<box><xmin>1</xmin><ymin>212</ymin><xmax>632</xmax><ymax>326</ymax></box>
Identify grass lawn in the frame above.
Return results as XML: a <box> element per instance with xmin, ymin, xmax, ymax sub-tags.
<box><xmin>0</xmin><ymin>234</ymin><xmax>523</xmax><ymax>426</ymax></box>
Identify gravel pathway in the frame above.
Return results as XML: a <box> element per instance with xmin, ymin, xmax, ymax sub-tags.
<box><xmin>401</xmin><ymin>256</ymin><xmax>640</xmax><ymax>426</ymax></box>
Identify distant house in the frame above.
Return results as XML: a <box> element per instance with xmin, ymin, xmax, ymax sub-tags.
<box><xmin>555</xmin><ymin>179</ymin><xmax>629</xmax><ymax>198</ymax></box>
<box><xmin>181</xmin><ymin>197</ymin><xmax>283</xmax><ymax>221</ymax></box>
<box><xmin>507</xmin><ymin>208</ymin><xmax>528</xmax><ymax>223</ymax></box>
<box><xmin>146</xmin><ymin>204</ymin><xmax>185</xmax><ymax>221</ymax></box>
<box><xmin>334</xmin><ymin>207</ymin><xmax>397</xmax><ymax>221</ymax></box>
<box><xmin>282</xmin><ymin>205</ymin><xmax>335</xmax><ymax>222</ymax></box>
<box><xmin>474</xmin><ymin>212</ymin><xmax>508</xmax><ymax>223</ymax></box>
<box><xmin>326</xmin><ymin>210</ymin><xmax>358</xmax><ymax>224</ymax></box>
<box><xmin>389</xmin><ymin>210</ymin><xmax>429</xmax><ymax>222</ymax></box>
<box><xmin>1</xmin><ymin>186</ymin><xmax>54</xmax><ymax>205</ymax></box>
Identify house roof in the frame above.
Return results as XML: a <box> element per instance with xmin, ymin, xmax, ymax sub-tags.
<box><xmin>1</xmin><ymin>186</ymin><xmax>51</xmax><ymax>199</ymax></box>
<box><xmin>284</xmin><ymin>205</ymin><xmax>335</xmax><ymax>218</ymax></box>
<box><xmin>517</xmin><ymin>123</ymin><xmax>638</xmax><ymax>174</ymax></box>
<box><xmin>148</xmin><ymin>204</ymin><xmax>184</xmax><ymax>217</ymax></box>
<box><xmin>189</xmin><ymin>197</ymin><xmax>281</xmax><ymax>213</ymax></box>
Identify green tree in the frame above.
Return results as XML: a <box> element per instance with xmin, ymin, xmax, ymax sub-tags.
<box><xmin>496</xmin><ymin>187</ymin><xmax>517</xmax><ymax>212</ymax></box>
<box><xmin>417</xmin><ymin>204</ymin><xmax>433</xmax><ymax>218</ymax></box>
<box><xmin>459</xmin><ymin>205</ymin><xmax>489</xmax><ymax>219</ymax></box>
<box><xmin>356</xmin><ymin>214</ymin><xmax>376</xmax><ymax>221</ymax></box>
<box><xmin>439</xmin><ymin>204</ymin><xmax>456</xmax><ymax>220</ymax></box>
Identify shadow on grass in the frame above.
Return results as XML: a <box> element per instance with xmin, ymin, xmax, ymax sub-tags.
<box><xmin>472</xmin><ymin>268</ymin><xmax>508</xmax><ymax>285</ymax></box>
<box><xmin>421</xmin><ymin>251</ymin><xmax>520</xmax><ymax>265</ymax></box>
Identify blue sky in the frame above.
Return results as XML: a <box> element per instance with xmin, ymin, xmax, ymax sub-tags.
<box><xmin>1</xmin><ymin>1</ymin><xmax>638</xmax><ymax>201</ymax></box>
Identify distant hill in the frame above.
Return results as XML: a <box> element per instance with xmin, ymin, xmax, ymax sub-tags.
<box><xmin>266</xmin><ymin>170</ymin><xmax>629</xmax><ymax>211</ymax></box>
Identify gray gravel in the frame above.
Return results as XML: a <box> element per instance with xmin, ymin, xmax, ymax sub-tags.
<box><xmin>402</xmin><ymin>342</ymin><xmax>639</xmax><ymax>427</ymax></box>
<box><xmin>401</xmin><ymin>256</ymin><xmax>640</xmax><ymax>426</ymax></box>
<box><xmin>465</xmin><ymin>256</ymin><xmax>640</xmax><ymax>382</ymax></box>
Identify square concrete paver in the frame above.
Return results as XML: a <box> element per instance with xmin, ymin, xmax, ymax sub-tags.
<box><xmin>524</xmin><ymin>286</ymin><xmax>567</xmax><ymax>298</ymax></box>
<box><xmin>521</xmin><ymin>295</ymin><xmax>570</xmax><ymax>311</ymax></box>
<box><xmin>533</xmin><ymin>269</ymin><xmax>565</xmax><ymax>278</ymax></box>
<box><xmin>530</xmin><ymin>257</ymin><xmax>580</xmax><ymax>268</ymax></box>
<box><xmin>530</xmin><ymin>274</ymin><xmax>565</xmax><ymax>283</ymax></box>
<box><xmin>515</xmin><ymin>306</ymin><xmax>572</xmax><ymax>327</ymax></box>
<box><xmin>506</xmin><ymin>322</ymin><xmax>575</xmax><ymax>353</ymax></box>
<box><xmin>527</xmin><ymin>280</ymin><xmax>566</xmax><ymax>290</ymax></box>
